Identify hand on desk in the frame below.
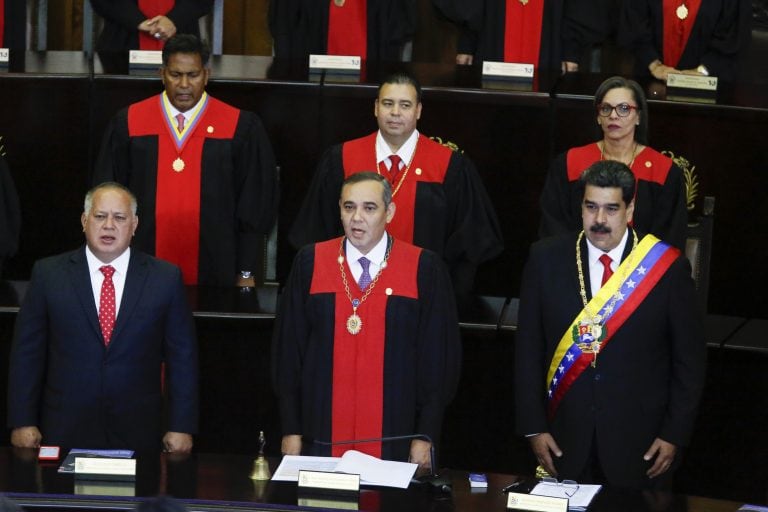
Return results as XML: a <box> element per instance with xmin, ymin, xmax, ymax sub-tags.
<box><xmin>11</xmin><ymin>426</ymin><xmax>42</xmax><ymax>448</ymax></box>
<box><xmin>409</xmin><ymin>439</ymin><xmax>432</xmax><ymax>471</ymax></box>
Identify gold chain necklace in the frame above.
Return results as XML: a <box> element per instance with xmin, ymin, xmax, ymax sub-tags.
<box><xmin>376</xmin><ymin>136</ymin><xmax>419</xmax><ymax>198</ymax></box>
<box><xmin>599</xmin><ymin>141</ymin><xmax>639</xmax><ymax>169</ymax></box>
<box><xmin>575</xmin><ymin>229</ymin><xmax>638</xmax><ymax>366</ymax></box>
<box><xmin>338</xmin><ymin>236</ymin><xmax>393</xmax><ymax>335</ymax></box>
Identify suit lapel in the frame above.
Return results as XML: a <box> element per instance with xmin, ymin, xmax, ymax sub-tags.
<box><xmin>69</xmin><ymin>247</ymin><xmax>103</xmax><ymax>342</ymax></box>
<box><xmin>111</xmin><ymin>250</ymin><xmax>149</xmax><ymax>344</ymax></box>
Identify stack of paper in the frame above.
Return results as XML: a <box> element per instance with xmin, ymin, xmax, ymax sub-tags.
<box><xmin>272</xmin><ymin>451</ymin><xmax>417</xmax><ymax>489</ymax></box>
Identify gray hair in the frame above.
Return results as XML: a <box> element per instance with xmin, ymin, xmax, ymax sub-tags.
<box><xmin>341</xmin><ymin>172</ymin><xmax>393</xmax><ymax>208</ymax></box>
<box><xmin>84</xmin><ymin>182</ymin><xmax>138</xmax><ymax>216</ymax></box>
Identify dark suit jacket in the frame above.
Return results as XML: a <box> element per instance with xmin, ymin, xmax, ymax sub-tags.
<box><xmin>514</xmin><ymin>229</ymin><xmax>706</xmax><ymax>489</ymax></box>
<box><xmin>7</xmin><ymin>247</ymin><xmax>198</xmax><ymax>452</ymax></box>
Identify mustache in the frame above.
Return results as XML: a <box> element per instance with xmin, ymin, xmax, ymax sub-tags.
<box><xmin>590</xmin><ymin>224</ymin><xmax>611</xmax><ymax>234</ymax></box>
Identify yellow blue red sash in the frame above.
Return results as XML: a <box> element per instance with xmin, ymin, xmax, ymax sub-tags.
<box><xmin>546</xmin><ymin>234</ymin><xmax>680</xmax><ymax>418</ymax></box>
<box><xmin>160</xmin><ymin>91</ymin><xmax>209</xmax><ymax>151</ymax></box>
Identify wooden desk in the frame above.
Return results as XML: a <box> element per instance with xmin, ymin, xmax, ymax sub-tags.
<box><xmin>0</xmin><ymin>449</ymin><xmax>749</xmax><ymax>512</ymax></box>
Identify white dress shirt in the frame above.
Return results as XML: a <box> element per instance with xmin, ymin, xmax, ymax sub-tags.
<box><xmin>345</xmin><ymin>233</ymin><xmax>389</xmax><ymax>286</ymax></box>
<box><xmin>85</xmin><ymin>246</ymin><xmax>131</xmax><ymax>316</ymax></box>
<box><xmin>376</xmin><ymin>129</ymin><xmax>418</xmax><ymax>173</ymax></box>
<box><xmin>586</xmin><ymin>229</ymin><xmax>629</xmax><ymax>297</ymax></box>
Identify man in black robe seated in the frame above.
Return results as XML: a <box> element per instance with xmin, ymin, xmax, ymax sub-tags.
<box><xmin>274</xmin><ymin>172</ymin><xmax>461</xmax><ymax>470</ymax></box>
<box><xmin>95</xmin><ymin>34</ymin><xmax>278</xmax><ymax>287</ymax></box>
<box><xmin>289</xmin><ymin>71</ymin><xmax>503</xmax><ymax>305</ymax></box>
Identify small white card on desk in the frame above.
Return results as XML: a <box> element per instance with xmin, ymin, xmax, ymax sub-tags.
<box><xmin>482</xmin><ymin>60</ymin><xmax>534</xmax><ymax>80</ymax></box>
<box><xmin>0</xmin><ymin>48</ymin><xmax>9</xmax><ymax>64</ymax></box>
<box><xmin>507</xmin><ymin>492</ymin><xmax>568</xmax><ymax>512</ymax></box>
<box><xmin>309</xmin><ymin>54</ymin><xmax>361</xmax><ymax>72</ymax></box>
<box><xmin>129</xmin><ymin>50</ymin><xmax>163</xmax><ymax>67</ymax></box>
<box><xmin>666</xmin><ymin>73</ymin><xmax>718</xmax><ymax>91</ymax></box>
<box><xmin>298</xmin><ymin>469</ymin><xmax>360</xmax><ymax>492</ymax></box>
<box><xmin>75</xmin><ymin>457</ymin><xmax>136</xmax><ymax>478</ymax></box>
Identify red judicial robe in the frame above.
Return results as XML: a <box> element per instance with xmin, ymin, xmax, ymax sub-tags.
<box><xmin>268</xmin><ymin>0</ymin><xmax>417</xmax><ymax>61</ymax></box>
<box><xmin>90</xmin><ymin>0</ymin><xmax>213</xmax><ymax>51</ymax></box>
<box><xmin>433</xmin><ymin>0</ymin><xmax>564</xmax><ymax>70</ymax></box>
<box><xmin>539</xmin><ymin>143</ymin><xmax>688</xmax><ymax>250</ymax></box>
<box><xmin>0</xmin><ymin>156</ymin><xmax>21</xmax><ymax>278</ymax></box>
<box><xmin>94</xmin><ymin>94</ymin><xmax>278</xmax><ymax>286</ymax></box>
<box><xmin>288</xmin><ymin>132</ymin><xmax>503</xmax><ymax>297</ymax></box>
<box><xmin>618</xmin><ymin>0</ymin><xmax>750</xmax><ymax>80</ymax></box>
<box><xmin>272</xmin><ymin>235</ymin><xmax>461</xmax><ymax>461</ymax></box>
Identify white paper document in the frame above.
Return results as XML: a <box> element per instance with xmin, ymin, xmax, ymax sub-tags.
<box><xmin>272</xmin><ymin>451</ymin><xmax>417</xmax><ymax>489</ymax></box>
<box><xmin>531</xmin><ymin>481</ymin><xmax>602</xmax><ymax>510</ymax></box>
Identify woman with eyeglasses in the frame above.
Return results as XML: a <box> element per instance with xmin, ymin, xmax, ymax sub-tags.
<box><xmin>538</xmin><ymin>76</ymin><xmax>688</xmax><ymax>249</ymax></box>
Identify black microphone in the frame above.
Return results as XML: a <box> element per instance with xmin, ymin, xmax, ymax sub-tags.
<box><xmin>312</xmin><ymin>434</ymin><xmax>452</xmax><ymax>493</ymax></box>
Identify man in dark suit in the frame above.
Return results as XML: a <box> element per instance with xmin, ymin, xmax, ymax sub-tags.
<box><xmin>7</xmin><ymin>182</ymin><xmax>198</xmax><ymax>453</ymax></box>
<box><xmin>515</xmin><ymin>160</ymin><xmax>706</xmax><ymax>489</ymax></box>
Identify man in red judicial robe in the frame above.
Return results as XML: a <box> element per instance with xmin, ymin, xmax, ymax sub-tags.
<box><xmin>269</xmin><ymin>0</ymin><xmax>417</xmax><ymax>61</ymax></box>
<box><xmin>289</xmin><ymin>72</ymin><xmax>503</xmax><ymax>302</ymax></box>
<box><xmin>273</xmin><ymin>172</ymin><xmax>461</xmax><ymax>469</ymax></box>
<box><xmin>618</xmin><ymin>0</ymin><xmax>750</xmax><ymax>81</ymax></box>
<box><xmin>91</xmin><ymin>0</ymin><xmax>212</xmax><ymax>51</ymax></box>
<box><xmin>433</xmin><ymin>0</ymin><xmax>621</xmax><ymax>73</ymax></box>
<box><xmin>95</xmin><ymin>34</ymin><xmax>277</xmax><ymax>287</ymax></box>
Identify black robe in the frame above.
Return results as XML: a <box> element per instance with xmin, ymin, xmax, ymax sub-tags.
<box><xmin>272</xmin><ymin>236</ymin><xmax>461</xmax><ymax>461</ymax></box>
<box><xmin>432</xmin><ymin>0</ymin><xmax>565</xmax><ymax>70</ymax></box>
<box><xmin>539</xmin><ymin>144</ymin><xmax>688</xmax><ymax>250</ymax></box>
<box><xmin>618</xmin><ymin>0</ymin><xmax>751</xmax><ymax>80</ymax></box>
<box><xmin>268</xmin><ymin>0</ymin><xmax>417</xmax><ymax>61</ymax></box>
<box><xmin>0</xmin><ymin>155</ymin><xmax>21</xmax><ymax>278</ymax></box>
<box><xmin>1</xmin><ymin>0</ymin><xmax>25</xmax><ymax>50</ymax></box>
<box><xmin>90</xmin><ymin>0</ymin><xmax>213</xmax><ymax>51</ymax></box>
<box><xmin>288</xmin><ymin>133</ymin><xmax>504</xmax><ymax>298</ymax></box>
<box><xmin>94</xmin><ymin>95</ymin><xmax>278</xmax><ymax>287</ymax></box>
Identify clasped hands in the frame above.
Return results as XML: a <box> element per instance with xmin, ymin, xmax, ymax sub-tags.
<box><xmin>138</xmin><ymin>16</ymin><xmax>177</xmax><ymax>42</ymax></box>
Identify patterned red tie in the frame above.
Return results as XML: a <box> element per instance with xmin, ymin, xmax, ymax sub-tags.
<box><xmin>175</xmin><ymin>113</ymin><xmax>185</xmax><ymax>132</ymax></box>
<box><xmin>99</xmin><ymin>265</ymin><xmax>116</xmax><ymax>345</ymax></box>
<box><xmin>389</xmin><ymin>154</ymin><xmax>402</xmax><ymax>178</ymax></box>
<box><xmin>599</xmin><ymin>254</ymin><xmax>614</xmax><ymax>287</ymax></box>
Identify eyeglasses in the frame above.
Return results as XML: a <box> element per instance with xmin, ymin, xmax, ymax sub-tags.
<box><xmin>596</xmin><ymin>102</ymin><xmax>638</xmax><ymax>117</ymax></box>
<box><xmin>541</xmin><ymin>477</ymin><xmax>580</xmax><ymax>497</ymax></box>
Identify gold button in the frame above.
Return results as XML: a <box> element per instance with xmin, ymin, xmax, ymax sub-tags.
<box><xmin>415</xmin><ymin>168</ymin><xmax>422</xmax><ymax>175</ymax></box>
<box><xmin>385</xmin><ymin>288</ymin><xmax>393</xmax><ymax>295</ymax></box>
<box><xmin>207</xmin><ymin>126</ymin><xmax>214</xmax><ymax>133</ymax></box>
<box><xmin>645</xmin><ymin>161</ymin><xmax>652</xmax><ymax>168</ymax></box>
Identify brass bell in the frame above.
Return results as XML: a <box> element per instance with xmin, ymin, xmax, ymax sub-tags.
<box><xmin>249</xmin><ymin>431</ymin><xmax>272</xmax><ymax>481</ymax></box>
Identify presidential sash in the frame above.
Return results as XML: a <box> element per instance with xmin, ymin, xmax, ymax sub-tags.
<box><xmin>546</xmin><ymin>234</ymin><xmax>680</xmax><ymax>418</ymax></box>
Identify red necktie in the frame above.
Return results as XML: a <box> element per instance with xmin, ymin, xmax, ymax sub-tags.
<box><xmin>389</xmin><ymin>154</ymin><xmax>402</xmax><ymax>178</ymax></box>
<box><xmin>599</xmin><ymin>254</ymin><xmax>614</xmax><ymax>287</ymax></box>
<box><xmin>99</xmin><ymin>265</ymin><xmax>116</xmax><ymax>345</ymax></box>
<box><xmin>175</xmin><ymin>113</ymin><xmax>185</xmax><ymax>132</ymax></box>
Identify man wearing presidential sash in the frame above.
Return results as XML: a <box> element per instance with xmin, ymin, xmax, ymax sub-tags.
<box><xmin>515</xmin><ymin>160</ymin><xmax>706</xmax><ymax>489</ymax></box>
<box><xmin>95</xmin><ymin>34</ymin><xmax>277</xmax><ymax>287</ymax></box>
